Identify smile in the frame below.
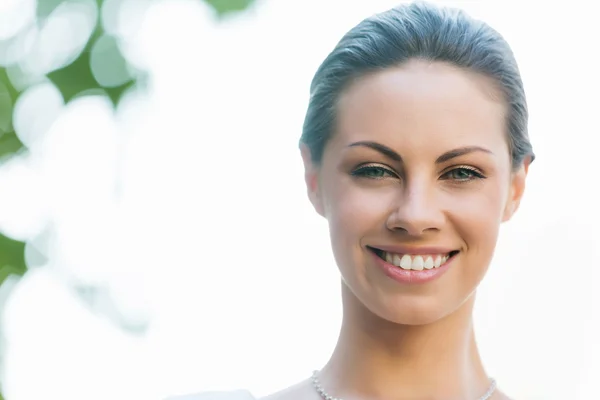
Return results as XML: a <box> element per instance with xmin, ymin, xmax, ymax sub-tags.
<box><xmin>369</xmin><ymin>247</ymin><xmax>460</xmax><ymax>271</ymax></box>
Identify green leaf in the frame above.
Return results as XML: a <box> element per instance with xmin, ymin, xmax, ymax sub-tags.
<box><xmin>0</xmin><ymin>233</ymin><xmax>27</xmax><ymax>287</ymax></box>
<box><xmin>203</xmin><ymin>0</ymin><xmax>255</xmax><ymax>16</ymax></box>
<box><xmin>0</xmin><ymin>68</ymin><xmax>22</xmax><ymax>155</ymax></box>
<box><xmin>0</xmin><ymin>131</ymin><xmax>24</xmax><ymax>160</ymax></box>
<box><xmin>47</xmin><ymin>49</ymin><xmax>135</xmax><ymax>106</ymax></box>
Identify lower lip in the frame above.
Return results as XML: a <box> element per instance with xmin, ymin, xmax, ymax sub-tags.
<box><xmin>370</xmin><ymin>251</ymin><xmax>456</xmax><ymax>284</ymax></box>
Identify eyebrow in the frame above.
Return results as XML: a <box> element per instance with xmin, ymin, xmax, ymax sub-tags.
<box><xmin>347</xmin><ymin>141</ymin><xmax>494</xmax><ymax>164</ymax></box>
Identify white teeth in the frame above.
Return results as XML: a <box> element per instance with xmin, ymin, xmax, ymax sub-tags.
<box><xmin>382</xmin><ymin>251</ymin><xmax>454</xmax><ymax>270</ymax></box>
<box><xmin>399</xmin><ymin>254</ymin><xmax>412</xmax><ymax>269</ymax></box>
<box><xmin>424</xmin><ymin>256</ymin><xmax>434</xmax><ymax>270</ymax></box>
<box><xmin>412</xmin><ymin>256</ymin><xmax>424</xmax><ymax>270</ymax></box>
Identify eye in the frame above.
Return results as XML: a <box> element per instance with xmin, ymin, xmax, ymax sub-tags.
<box><xmin>441</xmin><ymin>166</ymin><xmax>486</xmax><ymax>182</ymax></box>
<box><xmin>351</xmin><ymin>164</ymin><xmax>398</xmax><ymax>180</ymax></box>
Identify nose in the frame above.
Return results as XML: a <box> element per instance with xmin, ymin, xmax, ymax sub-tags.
<box><xmin>386</xmin><ymin>181</ymin><xmax>444</xmax><ymax>236</ymax></box>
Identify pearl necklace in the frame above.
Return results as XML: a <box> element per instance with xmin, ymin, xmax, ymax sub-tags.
<box><xmin>311</xmin><ymin>370</ymin><xmax>497</xmax><ymax>400</ymax></box>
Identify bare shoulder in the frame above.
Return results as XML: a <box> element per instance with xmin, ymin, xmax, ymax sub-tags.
<box><xmin>259</xmin><ymin>379</ymin><xmax>319</xmax><ymax>400</ymax></box>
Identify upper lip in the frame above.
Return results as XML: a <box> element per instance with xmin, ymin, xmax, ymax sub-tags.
<box><xmin>368</xmin><ymin>244</ymin><xmax>458</xmax><ymax>255</ymax></box>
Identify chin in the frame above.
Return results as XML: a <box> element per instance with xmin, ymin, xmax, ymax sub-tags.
<box><xmin>363</xmin><ymin>291</ymin><xmax>464</xmax><ymax>326</ymax></box>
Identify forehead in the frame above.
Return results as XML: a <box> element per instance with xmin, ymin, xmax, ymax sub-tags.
<box><xmin>333</xmin><ymin>60</ymin><xmax>508</xmax><ymax>152</ymax></box>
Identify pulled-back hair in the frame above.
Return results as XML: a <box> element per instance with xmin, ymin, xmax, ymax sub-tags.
<box><xmin>300</xmin><ymin>1</ymin><xmax>534</xmax><ymax>169</ymax></box>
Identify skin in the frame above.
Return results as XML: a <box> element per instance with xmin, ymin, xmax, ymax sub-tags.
<box><xmin>263</xmin><ymin>59</ymin><xmax>529</xmax><ymax>400</ymax></box>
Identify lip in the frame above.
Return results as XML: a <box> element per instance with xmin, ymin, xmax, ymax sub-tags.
<box><xmin>368</xmin><ymin>247</ymin><xmax>458</xmax><ymax>284</ymax></box>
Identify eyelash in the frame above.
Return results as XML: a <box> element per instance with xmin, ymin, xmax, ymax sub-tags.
<box><xmin>441</xmin><ymin>166</ymin><xmax>486</xmax><ymax>182</ymax></box>
<box><xmin>351</xmin><ymin>164</ymin><xmax>398</xmax><ymax>180</ymax></box>
<box><xmin>351</xmin><ymin>164</ymin><xmax>486</xmax><ymax>183</ymax></box>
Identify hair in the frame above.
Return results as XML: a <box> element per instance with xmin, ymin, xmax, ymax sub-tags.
<box><xmin>300</xmin><ymin>1</ymin><xmax>535</xmax><ymax>169</ymax></box>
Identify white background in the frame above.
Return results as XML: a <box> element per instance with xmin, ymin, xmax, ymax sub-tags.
<box><xmin>0</xmin><ymin>0</ymin><xmax>598</xmax><ymax>399</ymax></box>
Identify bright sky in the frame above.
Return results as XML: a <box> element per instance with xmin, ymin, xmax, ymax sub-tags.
<box><xmin>0</xmin><ymin>1</ymin><xmax>598</xmax><ymax>399</ymax></box>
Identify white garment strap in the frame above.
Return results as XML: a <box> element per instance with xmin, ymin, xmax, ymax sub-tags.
<box><xmin>166</xmin><ymin>389</ymin><xmax>255</xmax><ymax>400</ymax></box>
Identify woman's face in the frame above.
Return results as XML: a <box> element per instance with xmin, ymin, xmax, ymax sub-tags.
<box><xmin>302</xmin><ymin>60</ymin><xmax>528</xmax><ymax>325</ymax></box>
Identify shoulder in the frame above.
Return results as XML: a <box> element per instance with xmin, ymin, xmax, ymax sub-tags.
<box><xmin>260</xmin><ymin>379</ymin><xmax>318</xmax><ymax>400</ymax></box>
<box><xmin>165</xmin><ymin>390</ymin><xmax>255</xmax><ymax>400</ymax></box>
<box><xmin>165</xmin><ymin>379</ymin><xmax>314</xmax><ymax>400</ymax></box>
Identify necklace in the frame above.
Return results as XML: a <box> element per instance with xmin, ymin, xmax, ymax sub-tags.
<box><xmin>311</xmin><ymin>370</ymin><xmax>497</xmax><ymax>400</ymax></box>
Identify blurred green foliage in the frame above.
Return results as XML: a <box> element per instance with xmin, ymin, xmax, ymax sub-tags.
<box><xmin>205</xmin><ymin>0</ymin><xmax>254</xmax><ymax>15</ymax></box>
<box><xmin>0</xmin><ymin>1</ymin><xmax>255</xmax><ymax>398</ymax></box>
<box><xmin>0</xmin><ymin>233</ymin><xmax>26</xmax><ymax>288</ymax></box>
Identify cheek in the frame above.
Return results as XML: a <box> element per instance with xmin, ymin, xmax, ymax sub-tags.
<box><xmin>324</xmin><ymin>177</ymin><xmax>392</xmax><ymax>235</ymax></box>
<box><xmin>323</xmin><ymin>177</ymin><xmax>394</xmax><ymax>267</ymax></box>
<box><xmin>446</xmin><ymin>183</ymin><xmax>507</xmax><ymax>252</ymax></box>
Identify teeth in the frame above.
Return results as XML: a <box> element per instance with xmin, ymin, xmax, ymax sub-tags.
<box><xmin>412</xmin><ymin>256</ymin><xmax>424</xmax><ymax>270</ymax></box>
<box><xmin>400</xmin><ymin>254</ymin><xmax>411</xmax><ymax>269</ymax></box>
<box><xmin>382</xmin><ymin>251</ymin><xmax>454</xmax><ymax>270</ymax></box>
<box><xmin>395</xmin><ymin>254</ymin><xmax>403</xmax><ymax>267</ymax></box>
<box><xmin>424</xmin><ymin>256</ymin><xmax>434</xmax><ymax>270</ymax></box>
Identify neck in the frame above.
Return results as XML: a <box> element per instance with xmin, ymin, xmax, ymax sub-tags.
<box><xmin>320</xmin><ymin>284</ymin><xmax>491</xmax><ymax>400</ymax></box>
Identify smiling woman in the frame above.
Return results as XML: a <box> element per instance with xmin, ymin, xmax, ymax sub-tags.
<box><xmin>170</xmin><ymin>1</ymin><xmax>534</xmax><ymax>400</ymax></box>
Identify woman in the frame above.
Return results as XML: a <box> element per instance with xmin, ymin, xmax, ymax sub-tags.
<box><xmin>174</xmin><ymin>1</ymin><xmax>534</xmax><ymax>399</ymax></box>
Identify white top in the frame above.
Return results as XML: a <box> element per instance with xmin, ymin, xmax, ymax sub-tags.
<box><xmin>166</xmin><ymin>390</ymin><xmax>256</xmax><ymax>400</ymax></box>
